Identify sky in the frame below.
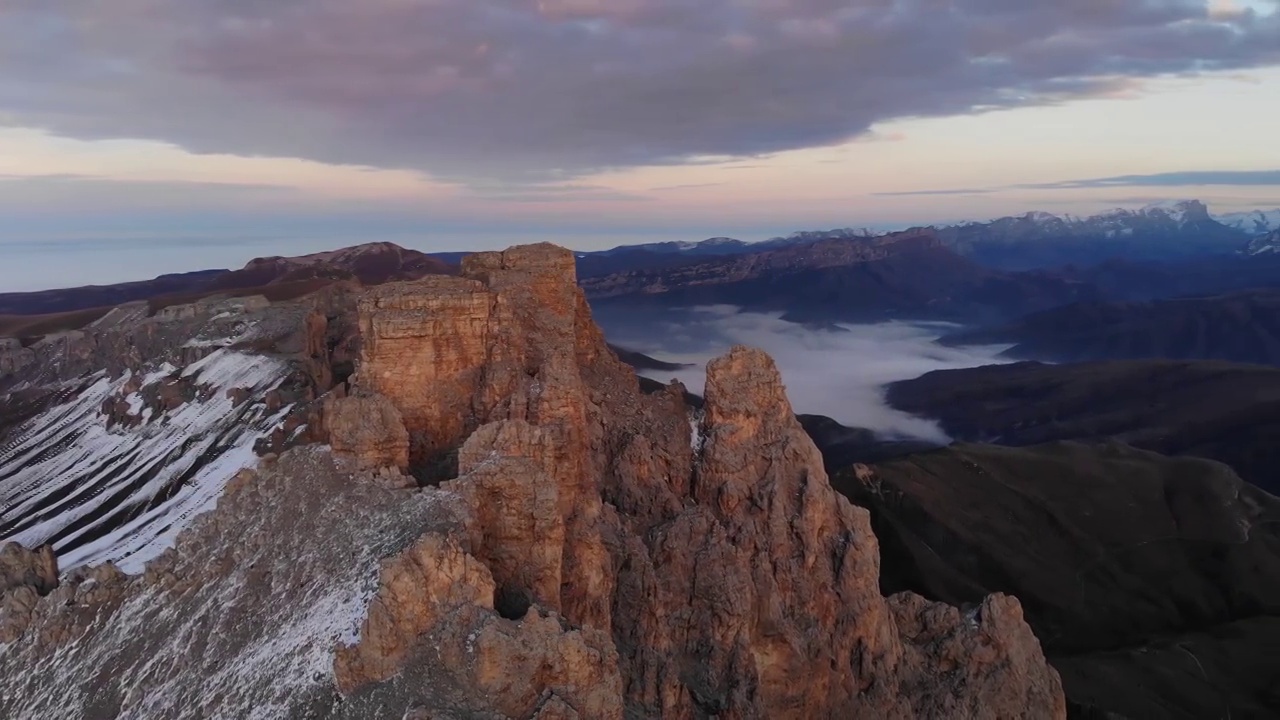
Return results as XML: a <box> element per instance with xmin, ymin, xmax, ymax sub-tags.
<box><xmin>2</xmin><ymin>0</ymin><xmax>1280</xmax><ymax>290</ymax></box>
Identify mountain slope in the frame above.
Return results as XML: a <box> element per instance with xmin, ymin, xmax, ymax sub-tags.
<box><xmin>1246</xmin><ymin>229</ymin><xmax>1280</xmax><ymax>256</ymax></box>
<box><xmin>833</xmin><ymin>442</ymin><xmax>1280</xmax><ymax>719</ymax></box>
<box><xmin>886</xmin><ymin>359</ymin><xmax>1280</xmax><ymax>494</ymax></box>
<box><xmin>0</xmin><ymin>293</ymin><xmax>337</xmax><ymax>573</ymax></box>
<box><xmin>585</xmin><ymin>228</ymin><xmax>1096</xmax><ymax>323</ymax></box>
<box><xmin>944</xmin><ymin>288</ymin><xmax>1280</xmax><ymax>366</ymax></box>
<box><xmin>1217</xmin><ymin>208</ymin><xmax>1280</xmax><ymax>234</ymax></box>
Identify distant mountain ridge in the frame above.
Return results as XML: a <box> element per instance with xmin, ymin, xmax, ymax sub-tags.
<box><xmin>932</xmin><ymin>199</ymin><xmax>1249</xmax><ymax>269</ymax></box>
<box><xmin>0</xmin><ymin>242</ymin><xmax>455</xmax><ymax>319</ymax></box>
<box><xmin>2</xmin><ymin>198</ymin><xmax>1273</xmax><ymax>326</ymax></box>
<box><xmin>1246</xmin><ymin>230</ymin><xmax>1280</xmax><ymax>256</ymax></box>
<box><xmin>579</xmin><ymin>200</ymin><xmax>1255</xmax><ymax>272</ymax></box>
<box><xmin>1216</xmin><ymin>208</ymin><xmax>1280</xmax><ymax>235</ymax></box>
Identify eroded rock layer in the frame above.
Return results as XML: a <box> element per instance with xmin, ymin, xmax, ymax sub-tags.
<box><xmin>0</xmin><ymin>243</ymin><xmax>1065</xmax><ymax>719</ymax></box>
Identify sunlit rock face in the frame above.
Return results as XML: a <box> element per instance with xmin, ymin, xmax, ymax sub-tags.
<box><xmin>0</xmin><ymin>243</ymin><xmax>1065</xmax><ymax>720</ymax></box>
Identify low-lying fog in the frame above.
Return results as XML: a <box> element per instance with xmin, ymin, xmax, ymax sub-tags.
<box><xmin>597</xmin><ymin>305</ymin><xmax>1013</xmax><ymax>443</ymax></box>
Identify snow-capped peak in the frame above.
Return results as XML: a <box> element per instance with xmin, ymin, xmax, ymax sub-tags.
<box><xmin>1216</xmin><ymin>208</ymin><xmax>1280</xmax><ymax>234</ymax></box>
<box><xmin>1245</xmin><ymin>230</ymin><xmax>1280</xmax><ymax>256</ymax></box>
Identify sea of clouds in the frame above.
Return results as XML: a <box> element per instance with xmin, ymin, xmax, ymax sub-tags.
<box><xmin>601</xmin><ymin>305</ymin><xmax>1014</xmax><ymax>443</ymax></box>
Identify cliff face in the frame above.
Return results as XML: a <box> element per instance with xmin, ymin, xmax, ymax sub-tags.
<box><xmin>0</xmin><ymin>242</ymin><xmax>1064</xmax><ymax>719</ymax></box>
<box><xmin>342</xmin><ymin>242</ymin><xmax>1065</xmax><ymax>718</ymax></box>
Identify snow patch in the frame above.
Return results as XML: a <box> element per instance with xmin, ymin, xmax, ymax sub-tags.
<box><xmin>0</xmin><ymin>350</ymin><xmax>293</xmax><ymax>574</ymax></box>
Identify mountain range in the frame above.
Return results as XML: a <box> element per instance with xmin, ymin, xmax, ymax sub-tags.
<box><xmin>1218</xmin><ymin>208</ymin><xmax>1280</xmax><ymax>235</ymax></box>
<box><xmin>4</xmin><ymin>202</ymin><xmax>1280</xmax><ymax>718</ymax></box>
<box><xmin>0</xmin><ymin>244</ymin><xmax>1071</xmax><ymax>718</ymax></box>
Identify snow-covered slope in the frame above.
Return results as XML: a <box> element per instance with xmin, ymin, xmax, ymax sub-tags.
<box><xmin>1217</xmin><ymin>209</ymin><xmax>1280</xmax><ymax>234</ymax></box>
<box><xmin>1245</xmin><ymin>230</ymin><xmax>1280</xmax><ymax>256</ymax></box>
<box><xmin>0</xmin><ymin>350</ymin><xmax>293</xmax><ymax>573</ymax></box>
<box><xmin>0</xmin><ymin>446</ymin><xmax>452</xmax><ymax>720</ymax></box>
<box><xmin>0</xmin><ymin>290</ymin><xmax>332</xmax><ymax>579</ymax></box>
<box><xmin>1025</xmin><ymin>199</ymin><xmax>1210</xmax><ymax>229</ymax></box>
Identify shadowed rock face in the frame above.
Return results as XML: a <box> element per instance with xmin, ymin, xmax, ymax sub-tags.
<box><xmin>0</xmin><ymin>243</ymin><xmax>1065</xmax><ymax>719</ymax></box>
<box><xmin>944</xmin><ymin>288</ymin><xmax>1280</xmax><ymax>367</ymax></box>
<box><xmin>831</xmin><ymin>443</ymin><xmax>1280</xmax><ymax>719</ymax></box>
<box><xmin>886</xmin><ymin>359</ymin><xmax>1280</xmax><ymax>495</ymax></box>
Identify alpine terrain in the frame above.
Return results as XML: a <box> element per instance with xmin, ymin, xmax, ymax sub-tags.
<box><xmin>0</xmin><ymin>244</ymin><xmax>1065</xmax><ymax>719</ymax></box>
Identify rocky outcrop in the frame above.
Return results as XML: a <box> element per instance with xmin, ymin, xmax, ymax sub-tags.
<box><xmin>348</xmin><ymin>246</ymin><xmax>1066</xmax><ymax>718</ymax></box>
<box><xmin>323</xmin><ymin>392</ymin><xmax>411</xmax><ymax>471</ymax></box>
<box><xmin>0</xmin><ymin>543</ymin><xmax>59</xmax><ymax>643</ymax></box>
<box><xmin>0</xmin><ymin>542</ymin><xmax>58</xmax><ymax>596</ymax></box>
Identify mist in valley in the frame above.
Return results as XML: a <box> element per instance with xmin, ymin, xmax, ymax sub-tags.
<box><xmin>596</xmin><ymin>304</ymin><xmax>1015</xmax><ymax>443</ymax></box>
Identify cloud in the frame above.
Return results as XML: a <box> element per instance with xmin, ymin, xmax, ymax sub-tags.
<box><xmin>874</xmin><ymin>187</ymin><xmax>997</xmax><ymax>197</ymax></box>
<box><xmin>648</xmin><ymin>182</ymin><xmax>726</xmax><ymax>191</ymax></box>
<box><xmin>463</xmin><ymin>182</ymin><xmax>651</xmax><ymax>203</ymax></box>
<box><xmin>876</xmin><ymin>168</ymin><xmax>1280</xmax><ymax>196</ymax></box>
<box><xmin>1</xmin><ymin>1</ymin><xmax>1277</xmax><ymax>182</ymax></box>
<box><xmin>0</xmin><ymin>175</ymin><xmax>310</xmax><ymax>211</ymax></box>
<box><xmin>1018</xmin><ymin>169</ymin><xmax>1280</xmax><ymax>188</ymax></box>
<box><xmin>599</xmin><ymin>306</ymin><xmax>1012</xmax><ymax>442</ymax></box>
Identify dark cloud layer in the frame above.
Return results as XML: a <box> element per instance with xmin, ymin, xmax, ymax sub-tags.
<box><xmin>1024</xmin><ymin>169</ymin><xmax>1280</xmax><ymax>188</ymax></box>
<box><xmin>2</xmin><ymin>1</ymin><xmax>1278</xmax><ymax>181</ymax></box>
<box><xmin>876</xmin><ymin>168</ymin><xmax>1280</xmax><ymax>195</ymax></box>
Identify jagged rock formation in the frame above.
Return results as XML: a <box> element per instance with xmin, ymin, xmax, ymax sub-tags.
<box><xmin>0</xmin><ymin>243</ymin><xmax>1065</xmax><ymax>719</ymax></box>
<box><xmin>324</xmin><ymin>392</ymin><xmax>411</xmax><ymax>471</ymax></box>
<box><xmin>0</xmin><ymin>543</ymin><xmax>58</xmax><ymax>596</ymax></box>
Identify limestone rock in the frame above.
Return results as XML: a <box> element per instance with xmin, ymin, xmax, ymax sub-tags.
<box><xmin>463</xmin><ymin>609</ymin><xmax>623</xmax><ymax>720</ymax></box>
<box><xmin>334</xmin><ymin>532</ymin><xmax>495</xmax><ymax>692</ymax></box>
<box><xmin>353</xmin><ymin>244</ymin><xmax>617</xmax><ymax>631</ymax></box>
<box><xmin>0</xmin><ymin>242</ymin><xmax>1066</xmax><ymax>720</ymax></box>
<box><xmin>445</xmin><ymin>421</ymin><xmax>565</xmax><ymax>615</ymax></box>
<box><xmin>336</xmin><ymin>248</ymin><xmax>1065</xmax><ymax>719</ymax></box>
<box><xmin>323</xmin><ymin>392</ymin><xmax>411</xmax><ymax>471</ymax></box>
<box><xmin>890</xmin><ymin>592</ymin><xmax>1068</xmax><ymax>719</ymax></box>
<box><xmin>355</xmin><ymin>274</ymin><xmax>501</xmax><ymax>463</ymax></box>
<box><xmin>0</xmin><ymin>542</ymin><xmax>58</xmax><ymax>596</ymax></box>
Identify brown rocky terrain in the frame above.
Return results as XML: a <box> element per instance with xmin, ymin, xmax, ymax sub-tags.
<box><xmin>0</xmin><ymin>243</ymin><xmax>1065</xmax><ymax>719</ymax></box>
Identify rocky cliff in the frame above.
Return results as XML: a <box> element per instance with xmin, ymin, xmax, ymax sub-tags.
<box><xmin>0</xmin><ymin>243</ymin><xmax>1064</xmax><ymax>718</ymax></box>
